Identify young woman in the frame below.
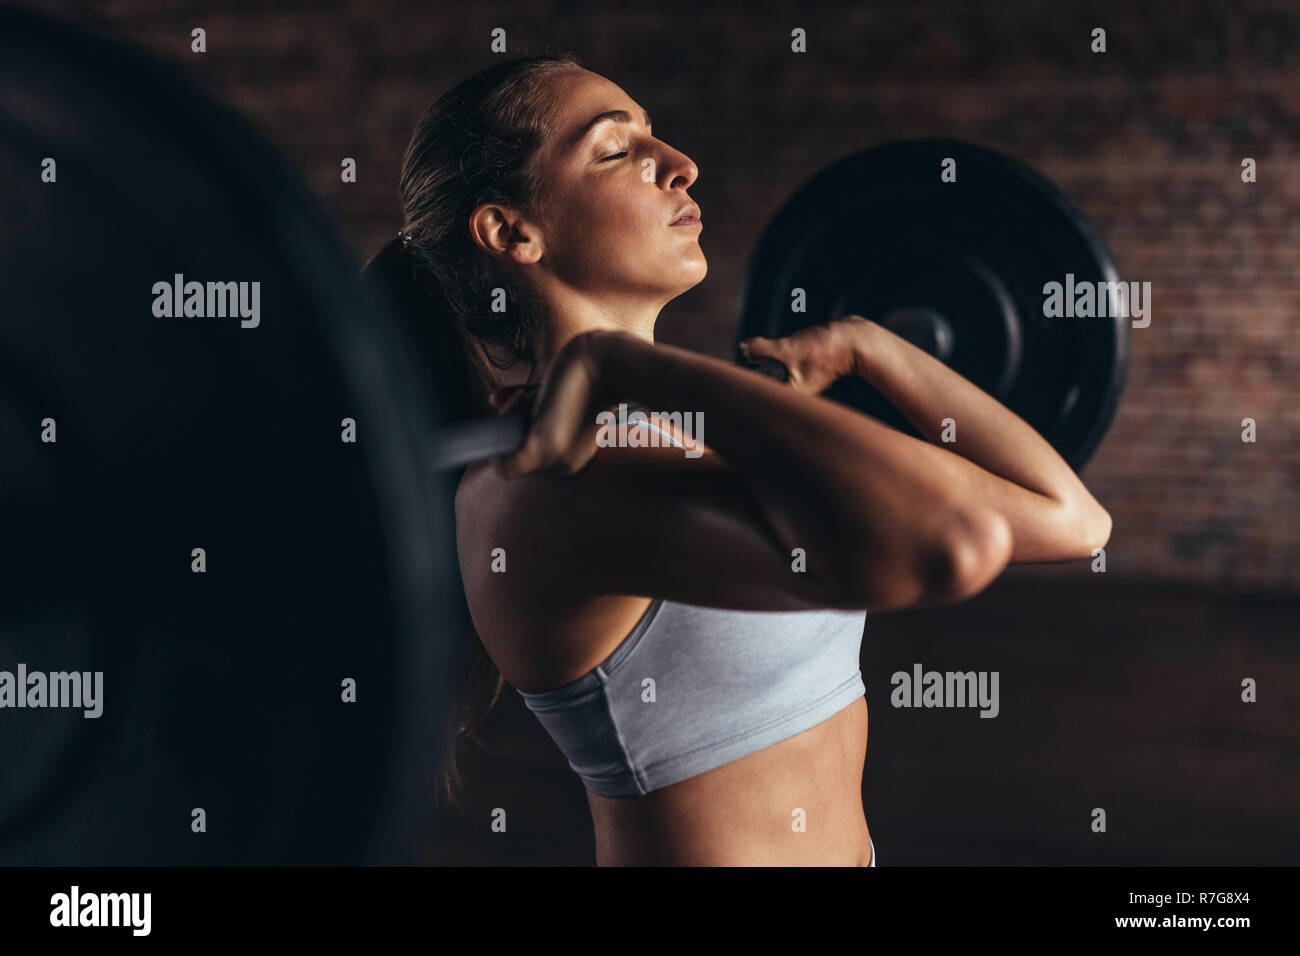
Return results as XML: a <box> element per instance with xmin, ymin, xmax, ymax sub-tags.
<box><xmin>364</xmin><ymin>53</ymin><xmax>1111</xmax><ymax>866</ymax></box>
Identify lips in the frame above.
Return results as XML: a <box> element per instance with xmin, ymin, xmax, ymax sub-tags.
<box><xmin>669</xmin><ymin>203</ymin><xmax>702</xmax><ymax>226</ymax></box>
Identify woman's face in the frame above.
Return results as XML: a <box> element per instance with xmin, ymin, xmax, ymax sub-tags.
<box><xmin>519</xmin><ymin>68</ymin><xmax>707</xmax><ymax>309</ymax></box>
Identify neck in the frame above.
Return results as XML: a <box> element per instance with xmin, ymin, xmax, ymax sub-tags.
<box><xmin>495</xmin><ymin>291</ymin><xmax>662</xmax><ymax>387</ymax></box>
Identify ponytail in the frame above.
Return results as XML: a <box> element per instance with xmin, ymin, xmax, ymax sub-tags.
<box><xmin>361</xmin><ymin>235</ymin><xmax>506</xmax><ymax>814</ymax></box>
<box><xmin>362</xmin><ymin>51</ymin><xmax>583</xmax><ymax>815</ymax></box>
<box><xmin>362</xmin><ymin>235</ymin><xmax>494</xmax><ymax>425</ymax></box>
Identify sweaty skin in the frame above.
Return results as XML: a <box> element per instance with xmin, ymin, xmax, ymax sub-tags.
<box><xmin>456</xmin><ymin>68</ymin><xmax>1109</xmax><ymax>865</ymax></box>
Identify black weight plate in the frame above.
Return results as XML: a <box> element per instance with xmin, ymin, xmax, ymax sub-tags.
<box><xmin>0</xmin><ymin>8</ymin><xmax>454</xmax><ymax>863</ymax></box>
<box><xmin>736</xmin><ymin>138</ymin><xmax>1128</xmax><ymax>470</ymax></box>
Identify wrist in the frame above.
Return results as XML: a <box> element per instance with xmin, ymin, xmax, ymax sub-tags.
<box><xmin>838</xmin><ymin>315</ymin><xmax>885</xmax><ymax>381</ymax></box>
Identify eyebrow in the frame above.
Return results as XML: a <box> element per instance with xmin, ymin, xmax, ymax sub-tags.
<box><xmin>570</xmin><ymin>108</ymin><xmax>653</xmax><ymax>149</ymax></box>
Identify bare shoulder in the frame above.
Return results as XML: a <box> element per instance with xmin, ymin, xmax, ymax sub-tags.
<box><xmin>451</xmin><ymin>412</ymin><xmax>725</xmax><ymax>613</ymax></box>
<box><xmin>453</xmin><ymin>458</ymin><xmax>655</xmax><ymax>694</ymax></box>
<box><xmin>451</xmin><ymin>414</ymin><xmax>845</xmax><ymax>690</ymax></box>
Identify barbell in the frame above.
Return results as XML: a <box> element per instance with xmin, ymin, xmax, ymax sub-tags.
<box><xmin>0</xmin><ymin>8</ymin><xmax>1126</xmax><ymax>864</ymax></box>
<box><xmin>441</xmin><ymin>143</ymin><xmax>1129</xmax><ymax>472</ymax></box>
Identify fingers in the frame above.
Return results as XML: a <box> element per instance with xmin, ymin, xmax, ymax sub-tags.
<box><xmin>494</xmin><ymin>434</ymin><xmax>544</xmax><ymax>479</ymax></box>
<box><xmin>490</xmin><ymin>331</ymin><xmax>616</xmax><ymax>479</ymax></box>
<box><xmin>741</xmin><ymin>335</ymin><xmax>809</xmax><ymax>392</ymax></box>
<box><xmin>488</xmin><ymin>384</ymin><xmax>539</xmax><ymax>414</ymax></box>
<box><xmin>492</xmin><ymin>373</ymin><xmax>598</xmax><ymax>478</ymax></box>
<box><xmin>488</xmin><ymin>386</ymin><xmax>546</xmax><ymax>478</ymax></box>
<box><xmin>495</xmin><ymin>427</ymin><xmax>592</xmax><ymax>479</ymax></box>
<box><xmin>738</xmin><ymin>336</ymin><xmax>775</xmax><ymax>360</ymax></box>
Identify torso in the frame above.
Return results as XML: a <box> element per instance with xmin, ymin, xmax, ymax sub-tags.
<box><xmin>585</xmin><ymin>692</ymin><xmax>870</xmax><ymax>866</ymax></box>
<box><xmin>456</xmin><ymin>414</ymin><xmax>873</xmax><ymax>866</ymax></box>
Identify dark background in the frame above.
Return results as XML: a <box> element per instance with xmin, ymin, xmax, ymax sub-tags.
<box><xmin>24</xmin><ymin>0</ymin><xmax>1298</xmax><ymax>864</ymax></box>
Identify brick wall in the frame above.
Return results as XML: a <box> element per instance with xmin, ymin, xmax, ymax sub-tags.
<box><xmin>22</xmin><ymin>0</ymin><xmax>1300</xmax><ymax>591</ymax></box>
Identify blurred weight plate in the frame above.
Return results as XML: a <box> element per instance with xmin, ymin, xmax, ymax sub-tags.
<box><xmin>0</xmin><ymin>7</ymin><xmax>454</xmax><ymax>864</ymax></box>
<box><xmin>736</xmin><ymin>138</ymin><xmax>1129</xmax><ymax>470</ymax></box>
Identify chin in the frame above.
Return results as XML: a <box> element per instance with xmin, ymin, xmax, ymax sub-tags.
<box><xmin>680</xmin><ymin>253</ymin><xmax>708</xmax><ymax>284</ymax></box>
<box><xmin>656</xmin><ymin>249</ymin><xmax>707</xmax><ymax>298</ymax></box>
<box><xmin>674</xmin><ymin>268</ymin><xmax>707</xmax><ymax>297</ymax></box>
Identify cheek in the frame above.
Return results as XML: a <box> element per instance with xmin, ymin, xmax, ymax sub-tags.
<box><xmin>550</xmin><ymin>179</ymin><xmax>657</xmax><ymax>255</ymax></box>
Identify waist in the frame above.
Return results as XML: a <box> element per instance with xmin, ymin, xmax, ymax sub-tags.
<box><xmin>585</xmin><ymin>695</ymin><xmax>869</xmax><ymax>865</ymax></box>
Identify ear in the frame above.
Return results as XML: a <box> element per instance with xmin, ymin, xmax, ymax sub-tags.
<box><xmin>469</xmin><ymin>204</ymin><xmax>543</xmax><ymax>265</ymax></box>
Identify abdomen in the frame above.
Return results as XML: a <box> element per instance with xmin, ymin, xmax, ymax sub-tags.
<box><xmin>585</xmin><ymin>695</ymin><xmax>870</xmax><ymax>866</ymax></box>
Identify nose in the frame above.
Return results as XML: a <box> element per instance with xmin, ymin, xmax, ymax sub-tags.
<box><xmin>655</xmin><ymin>143</ymin><xmax>698</xmax><ymax>191</ymax></box>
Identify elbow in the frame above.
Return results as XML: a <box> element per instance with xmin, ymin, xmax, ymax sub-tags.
<box><xmin>1086</xmin><ymin>505</ymin><xmax>1112</xmax><ymax>552</ymax></box>
<box><xmin>1058</xmin><ymin>499</ymin><xmax>1112</xmax><ymax>559</ymax></box>
<box><xmin>834</xmin><ymin>507</ymin><xmax>1013</xmax><ymax>611</ymax></box>
<box><xmin>923</xmin><ymin>507</ymin><xmax>1014</xmax><ymax>603</ymax></box>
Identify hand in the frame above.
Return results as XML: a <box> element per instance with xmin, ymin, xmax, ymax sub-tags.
<box><xmin>488</xmin><ymin>383</ymin><xmax>540</xmax><ymax>415</ymax></box>
<box><xmin>489</xmin><ymin>330</ymin><xmax>624</xmax><ymax>478</ymax></box>
<box><xmin>738</xmin><ymin>314</ymin><xmax>873</xmax><ymax>395</ymax></box>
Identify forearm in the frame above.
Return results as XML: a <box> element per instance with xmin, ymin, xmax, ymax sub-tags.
<box><xmin>592</xmin><ymin>331</ymin><xmax>1006</xmax><ymax>602</ymax></box>
<box><xmin>846</xmin><ymin>319</ymin><xmax>1111</xmax><ymax>561</ymax></box>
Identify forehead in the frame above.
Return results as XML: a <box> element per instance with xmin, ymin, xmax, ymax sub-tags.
<box><xmin>545</xmin><ymin>69</ymin><xmax>645</xmax><ymax>140</ymax></box>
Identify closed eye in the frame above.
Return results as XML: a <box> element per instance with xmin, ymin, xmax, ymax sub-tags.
<box><xmin>600</xmin><ymin>151</ymin><xmax>629</xmax><ymax>162</ymax></box>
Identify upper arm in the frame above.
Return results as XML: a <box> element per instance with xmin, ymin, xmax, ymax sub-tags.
<box><xmin>461</xmin><ymin>440</ymin><xmax>899</xmax><ymax>614</ymax></box>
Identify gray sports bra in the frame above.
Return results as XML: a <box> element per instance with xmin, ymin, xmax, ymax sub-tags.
<box><xmin>515</xmin><ymin>418</ymin><xmax>867</xmax><ymax>798</ymax></box>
